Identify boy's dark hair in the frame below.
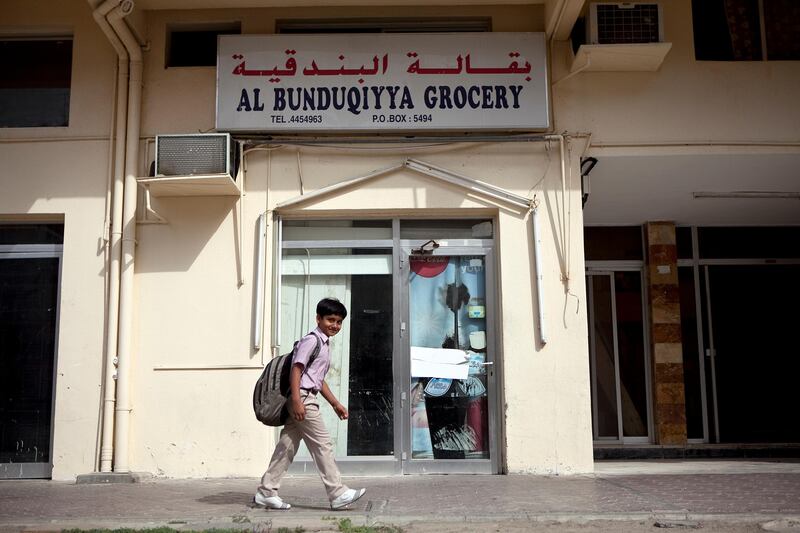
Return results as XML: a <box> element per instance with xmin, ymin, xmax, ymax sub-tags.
<box><xmin>317</xmin><ymin>297</ymin><xmax>347</xmax><ymax>319</ymax></box>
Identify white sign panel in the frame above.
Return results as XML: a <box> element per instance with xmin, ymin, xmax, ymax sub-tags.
<box><xmin>410</xmin><ymin>347</ymin><xmax>469</xmax><ymax>379</ymax></box>
<box><xmin>216</xmin><ymin>33</ymin><xmax>549</xmax><ymax>132</ymax></box>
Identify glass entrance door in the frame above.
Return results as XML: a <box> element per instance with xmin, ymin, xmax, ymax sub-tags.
<box><xmin>0</xmin><ymin>252</ymin><xmax>61</xmax><ymax>479</ymax></box>
<box><xmin>586</xmin><ymin>270</ymin><xmax>651</xmax><ymax>443</ymax></box>
<box><xmin>702</xmin><ymin>264</ymin><xmax>800</xmax><ymax>443</ymax></box>
<box><xmin>402</xmin><ymin>247</ymin><xmax>497</xmax><ymax>473</ymax></box>
<box><xmin>277</xmin><ymin>218</ymin><xmax>499</xmax><ymax>474</ymax></box>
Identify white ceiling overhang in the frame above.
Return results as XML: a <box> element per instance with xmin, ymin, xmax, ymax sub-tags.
<box><xmin>582</xmin><ymin>151</ymin><xmax>800</xmax><ymax>226</ymax></box>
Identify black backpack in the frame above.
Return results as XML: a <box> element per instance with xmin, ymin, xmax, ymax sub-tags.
<box><xmin>253</xmin><ymin>334</ymin><xmax>321</xmax><ymax>426</ymax></box>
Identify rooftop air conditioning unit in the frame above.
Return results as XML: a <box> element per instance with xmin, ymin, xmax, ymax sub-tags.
<box><xmin>154</xmin><ymin>133</ymin><xmax>239</xmax><ymax>179</ymax></box>
<box><xmin>588</xmin><ymin>2</ymin><xmax>663</xmax><ymax>45</ymax></box>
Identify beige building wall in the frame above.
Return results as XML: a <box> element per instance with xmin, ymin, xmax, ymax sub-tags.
<box><xmin>2</xmin><ymin>1</ymin><xmax>593</xmax><ymax>479</ymax></box>
<box><xmin>22</xmin><ymin>0</ymin><xmax>800</xmax><ymax>477</ymax></box>
<box><xmin>125</xmin><ymin>3</ymin><xmax>593</xmax><ymax>477</ymax></box>
<box><xmin>131</xmin><ymin>141</ymin><xmax>593</xmax><ymax>477</ymax></box>
<box><xmin>1</xmin><ymin>0</ymin><xmax>120</xmax><ymax>479</ymax></box>
<box><xmin>552</xmin><ymin>0</ymin><xmax>800</xmax><ymax>145</ymax></box>
<box><xmin>139</xmin><ymin>5</ymin><xmax>544</xmax><ymax>136</ymax></box>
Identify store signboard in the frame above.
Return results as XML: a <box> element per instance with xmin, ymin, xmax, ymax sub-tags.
<box><xmin>216</xmin><ymin>33</ymin><xmax>549</xmax><ymax>132</ymax></box>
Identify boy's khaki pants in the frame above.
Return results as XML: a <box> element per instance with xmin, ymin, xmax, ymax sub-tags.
<box><xmin>258</xmin><ymin>391</ymin><xmax>348</xmax><ymax>502</ymax></box>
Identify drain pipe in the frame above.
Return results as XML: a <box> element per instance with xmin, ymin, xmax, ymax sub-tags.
<box><xmin>532</xmin><ymin>133</ymin><xmax>570</xmax><ymax>347</ymax></box>
<box><xmin>90</xmin><ymin>0</ymin><xmax>128</xmax><ymax>473</ymax></box>
<box><xmin>531</xmin><ymin>200</ymin><xmax>547</xmax><ymax>346</ymax></box>
<box><xmin>108</xmin><ymin>0</ymin><xmax>142</xmax><ymax>473</ymax></box>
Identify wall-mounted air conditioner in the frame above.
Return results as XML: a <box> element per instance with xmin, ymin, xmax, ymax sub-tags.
<box><xmin>588</xmin><ymin>2</ymin><xmax>663</xmax><ymax>45</ymax></box>
<box><xmin>155</xmin><ymin>133</ymin><xmax>239</xmax><ymax>179</ymax></box>
<box><xmin>139</xmin><ymin>133</ymin><xmax>241</xmax><ymax>197</ymax></box>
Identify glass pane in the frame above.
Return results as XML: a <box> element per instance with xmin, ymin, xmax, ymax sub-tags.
<box><xmin>615</xmin><ymin>272</ymin><xmax>648</xmax><ymax>438</ymax></box>
<box><xmin>280</xmin><ymin>248</ymin><xmax>393</xmax><ymax>457</ymax></box>
<box><xmin>679</xmin><ymin>267</ymin><xmax>704</xmax><ymax>440</ymax></box>
<box><xmin>764</xmin><ymin>0</ymin><xmax>800</xmax><ymax>60</ymax></box>
<box><xmin>676</xmin><ymin>227</ymin><xmax>693</xmax><ymax>260</ymax></box>
<box><xmin>0</xmin><ymin>224</ymin><xmax>63</xmax><ymax>245</ymax></box>
<box><xmin>584</xmin><ymin>226</ymin><xmax>643</xmax><ymax>261</ymax></box>
<box><xmin>400</xmin><ymin>219</ymin><xmax>493</xmax><ymax>240</ymax></box>
<box><xmin>0</xmin><ymin>40</ymin><xmax>72</xmax><ymax>127</ymax></box>
<box><xmin>409</xmin><ymin>255</ymin><xmax>489</xmax><ymax>459</ymax></box>
<box><xmin>698</xmin><ymin>227</ymin><xmax>800</xmax><ymax>259</ymax></box>
<box><xmin>691</xmin><ymin>0</ymin><xmax>762</xmax><ymax>61</ymax></box>
<box><xmin>590</xmin><ymin>275</ymin><xmax>618</xmax><ymax>439</ymax></box>
<box><xmin>0</xmin><ymin>257</ymin><xmax>59</xmax><ymax>464</ymax></box>
<box><xmin>283</xmin><ymin>220</ymin><xmax>392</xmax><ymax>241</ymax></box>
<box><xmin>708</xmin><ymin>265</ymin><xmax>800</xmax><ymax>443</ymax></box>
<box><xmin>167</xmin><ymin>24</ymin><xmax>240</xmax><ymax>67</ymax></box>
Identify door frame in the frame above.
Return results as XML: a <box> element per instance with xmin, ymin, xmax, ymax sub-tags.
<box><xmin>0</xmin><ymin>244</ymin><xmax>63</xmax><ymax>479</ymax></box>
<box><xmin>585</xmin><ymin>263</ymin><xmax>652</xmax><ymax>444</ymax></box>
<box><xmin>399</xmin><ymin>240</ymin><xmax>499</xmax><ymax>474</ymax></box>
<box><xmin>276</xmin><ymin>219</ymin><xmax>502</xmax><ymax>474</ymax></box>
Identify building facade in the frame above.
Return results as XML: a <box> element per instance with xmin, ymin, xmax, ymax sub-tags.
<box><xmin>0</xmin><ymin>0</ymin><xmax>797</xmax><ymax>481</ymax></box>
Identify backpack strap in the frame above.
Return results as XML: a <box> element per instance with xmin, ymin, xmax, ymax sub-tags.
<box><xmin>293</xmin><ymin>332</ymin><xmax>322</xmax><ymax>376</ymax></box>
<box><xmin>307</xmin><ymin>333</ymin><xmax>322</xmax><ymax>369</ymax></box>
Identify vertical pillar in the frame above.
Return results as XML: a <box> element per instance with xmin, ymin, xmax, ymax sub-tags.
<box><xmin>645</xmin><ymin>222</ymin><xmax>687</xmax><ymax>445</ymax></box>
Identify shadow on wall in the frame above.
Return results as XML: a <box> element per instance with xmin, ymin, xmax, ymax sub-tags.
<box><xmin>0</xmin><ymin>142</ymin><xmax>111</xmax><ymax>211</ymax></box>
<box><xmin>132</xmin><ymin>196</ymin><xmax>238</xmax><ymax>274</ymax></box>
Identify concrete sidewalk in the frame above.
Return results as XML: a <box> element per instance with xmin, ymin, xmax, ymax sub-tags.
<box><xmin>1</xmin><ymin>460</ymin><xmax>800</xmax><ymax>532</ymax></box>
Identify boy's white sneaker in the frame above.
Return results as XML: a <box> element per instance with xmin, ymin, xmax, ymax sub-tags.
<box><xmin>330</xmin><ymin>488</ymin><xmax>366</xmax><ymax>510</ymax></box>
<box><xmin>254</xmin><ymin>492</ymin><xmax>291</xmax><ymax>510</ymax></box>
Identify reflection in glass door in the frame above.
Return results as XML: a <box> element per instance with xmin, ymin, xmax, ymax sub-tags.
<box><xmin>404</xmin><ymin>251</ymin><xmax>495</xmax><ymax>473</ymax></box>
<box><xmin>586</xmin><ymin>270</ymin><xmax>651</xmax><ymax>442</ymax></box>
<box><xmin>280</xmin><ymin>247</ymin><xmax>394</xmax><ymax>462</ymax></box>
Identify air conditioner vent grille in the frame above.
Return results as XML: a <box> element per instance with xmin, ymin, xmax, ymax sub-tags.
<box><xmin>156</xmin><ymin>134</ymin><xmax>230</xmax><ymax>176</ymax></box>
<box><xmin>595</xmin><ymin>3</ymin><xmax>660</xmax><ymax>44</ymax></box>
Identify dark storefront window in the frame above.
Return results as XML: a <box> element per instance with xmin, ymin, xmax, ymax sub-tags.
<box><xmin>584</xmin><ymin>226</ymin><xmax>644</xmax><ymax>261</ymax></box>
<box><xmin>676</xmin><ymin>226</ymin><xmax>694</xmax><ymax>260</ymax></box>
<box><xmin>698</xmin><ymin>226</ymin><xmax>800</xmax><ymax>259</ymax></box>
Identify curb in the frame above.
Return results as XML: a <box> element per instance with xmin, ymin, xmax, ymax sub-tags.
<box><xmin>3</xmin><ymin>512</ymin><xmax>800</xmax><ymax>532</ymax></box>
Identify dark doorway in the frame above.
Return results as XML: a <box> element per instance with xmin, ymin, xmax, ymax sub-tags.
<box><xmin>346</xmin><ymin>274</ymin><xmax>394</xmax><ymax>455</ymax></box>
<box><xmin>706</xmin><ymin>265</ymin><xmax>800</xmax><ymax>443</ymax></box>
<box><xmin>0</xmin><ymin>256</ymin><xmax>60</xmax><ymax>477</ymax></box>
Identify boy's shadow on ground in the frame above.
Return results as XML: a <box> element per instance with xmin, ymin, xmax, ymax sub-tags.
<box><xmin>197</xmin><ymin>492</ymin><xmax>252</xmax><ymax>505</ymax></box>
<box><xmin>197</xmin><ymin>492</ymin><xmax>342</xmax><ymax>511</ymax></box>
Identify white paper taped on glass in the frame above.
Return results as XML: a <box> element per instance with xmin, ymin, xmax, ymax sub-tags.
<box><xmin>410</xmin><ymin>346</ymin><xmax>469</xmax><ymax>380</ymax></box>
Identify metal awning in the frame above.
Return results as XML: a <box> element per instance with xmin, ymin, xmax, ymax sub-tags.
<box><xmin>275</xmin><ymin>157</ymin><xmax>533</xmax><ymax>211</ymax></box>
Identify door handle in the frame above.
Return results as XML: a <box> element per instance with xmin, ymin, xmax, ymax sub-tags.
<box><xmin>705</xmin><ymin>348</ymin><xmax>716</xmax><ymax>358</ymax></box>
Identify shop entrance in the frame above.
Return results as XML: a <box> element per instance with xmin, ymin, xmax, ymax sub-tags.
<box><xmin>279</xmin><ymin>219</ymin><xmax>499</xmax><ymax>474</ymax></box>
<box><xmin>585</xmin><ymin>270</ymin><xmax>651</xmax><ymax>443</ymax></box>
<box><xmin>676</xmin><ymin>226</ymin><xmax>800</xmax><ymax>444</ymax></box>
<box><xmin>0</xmin><ymin>242</ymin><xmax>61</xmax><ymax>479</ymax></box>
<box><xmin>702</xmin><ymin>264</ymin><xmax>800</xmax><ymax>443</ymax></box>
<box><xmin>401</xmin><ymin>245</ymin><xmax>496</xmax><ymax>473</ymax></box>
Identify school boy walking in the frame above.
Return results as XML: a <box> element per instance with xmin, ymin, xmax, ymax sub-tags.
<box><xmin>255</xmin><ymin>298</ymin><xmax>366</xmax><ymax>510</ymax></box>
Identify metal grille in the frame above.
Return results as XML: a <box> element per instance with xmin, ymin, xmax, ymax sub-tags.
<box><xmin>595</xmin><ymin>3</ymin><xmax>661</xmax><ymax>44</ymax></box>
<box><xmin>155</xmin><ymin>134</ymin><xmax>230</xmax><ymax>176</ymax></box>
